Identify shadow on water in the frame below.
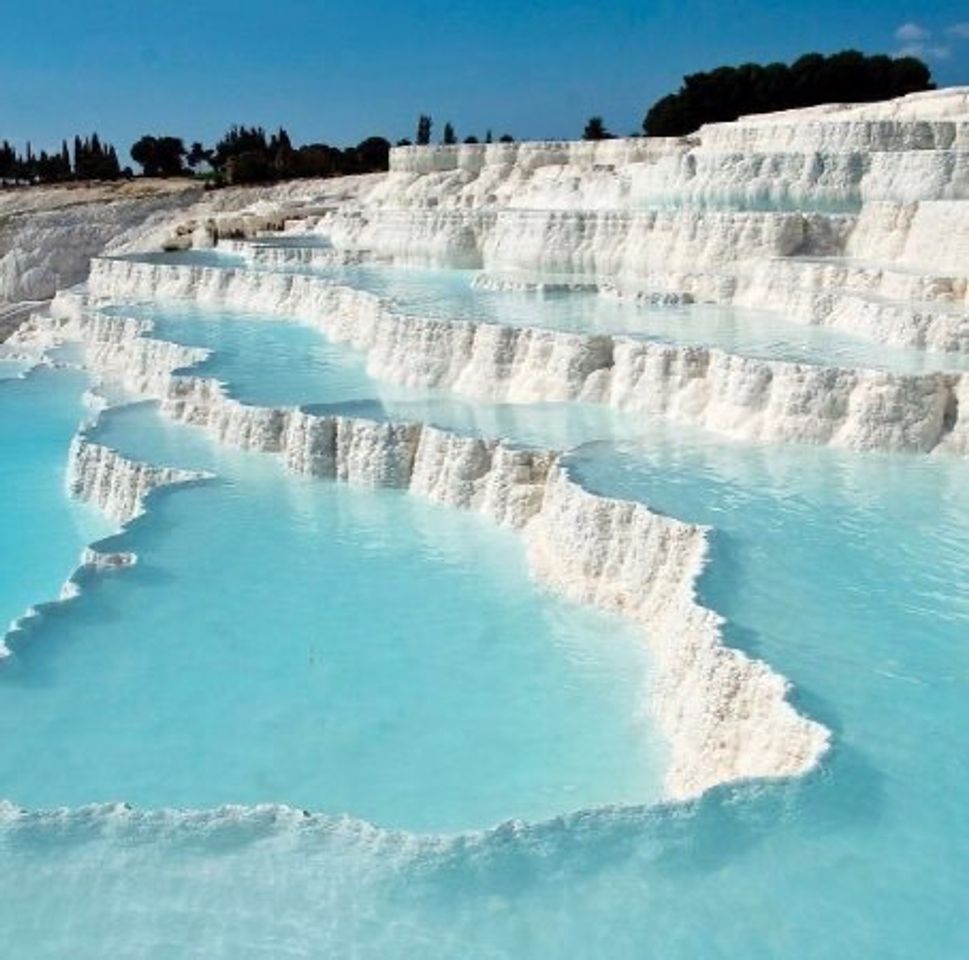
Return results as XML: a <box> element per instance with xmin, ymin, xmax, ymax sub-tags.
<box><xmin>394</xmin><ymin>737</ymin><xmax>886</xmax><ymax>911</ymax></box>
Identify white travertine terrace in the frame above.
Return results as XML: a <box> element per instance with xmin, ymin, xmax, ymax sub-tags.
<box><xmin>308</xmin><ymin>89</ymin><xmax>969</xmax><ymax>357</ymax></box>
<box><xmin>45</xmin><ymin>303</ymin><xmax>828</xmax><ymax>800</ymax></box>
<box><xmin>0</xmin><ymin>176</ymin><xmax>378</xmax><ymax>308</ymax></box>
<box><xmin>67</xmin><ymin>436</ymin><xmax>211</xmax><ymax>524</ymax></box>
<box><xmin>83</xmin><ymin>258</ymin><xmax>967</xmax><ymax>454</ymax></box>
<box><xmin>12</xmin><ymin>89</ymin><xmax>969</xmax><ymax>804</ymax></box>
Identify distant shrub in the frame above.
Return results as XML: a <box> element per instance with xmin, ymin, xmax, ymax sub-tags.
<box><xmin>582</xmin><ymin>116</ymin><xmax>612</xmax><ymax>140</ymax></box>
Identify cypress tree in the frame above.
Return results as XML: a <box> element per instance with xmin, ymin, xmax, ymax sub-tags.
<box><xmin>416</xmin><ymin>114</ymin><xmax>432</xmax><ymax>145</ymax></box>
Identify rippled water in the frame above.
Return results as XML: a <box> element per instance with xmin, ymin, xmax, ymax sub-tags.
<box><xmin>1</xmin><ymin>252</ymin><xmax>968</xmax><ymax>958</ymax></box>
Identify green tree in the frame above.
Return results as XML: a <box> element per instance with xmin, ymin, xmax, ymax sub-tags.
<box><xmin>582</xmin><ymin>116</ymin><xmax>611</xmax><ymax>140</ymax></box>
<box><xmin>212</xmin><ymin>126</ymin><xmax>269</xmax><ymax>171</ymax></box>
<box><xmin>130</xmin><ymin>135</ymin><xmax>186</xmax><ymax>177</ymax></box>
<box><xmin>186</xmin><ymin>141</ymin><xmax>211</xmax><ymax>171</ymax></box>
<box><xmin>270</xmin><ymin>127</ymin><xmax>295</xmax><ymax>176</ymax></box>
<box><xmin>443</xmin><ymin>122</ymin><xmax>456</xmax><ymax>144</ymax></box>
<box><xmin>416</xmin><ymin>114</ymin><xmax>432</xmax><ymax>145</ymax></box>
<box><xmin>354</xmin><ymin>136</ymin><xmax>391</xmax><ymax>172</ymax></box>
<box><xmin>225</xmin><ymin>150</ymin><xmax>272</xmax><ymax>185</ymax></box>
<box><xmin>643</xmin><ymin>49</ymin><xmax>934</xmax><ymax>136</ymax></box>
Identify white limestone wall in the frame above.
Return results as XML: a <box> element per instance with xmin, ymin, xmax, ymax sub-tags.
<box><xmin>85</xmin><ymin>258</ymin><xmax>965</xmax><ymax>454</ymax></box>
<box><xmin>67</xmin><ymin>436</ymin><xmax>210</xmax><ymax>524</ymax></box>
<box><xmin>321</xmin><ymin>206</ymin><xmax>850</xmax><ymax>275</ymax></box>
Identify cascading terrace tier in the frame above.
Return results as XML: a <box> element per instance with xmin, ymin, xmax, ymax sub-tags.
<box><xmin>302</xmin><ymin>89</ymin><xmax>969</xmax><ymax>358</ymax></box>
<box><xmin>83</xmin><ymin>257</ymin><xmax>968</xmax><ymax>454</ymax></box>
<box><xmin>14</xmin><ymin>298</ymin><xmax>830</xmax><ymax>803</ymax></box>
<box><xmin>13</xmin><ymin>87</ymin><xmax>969</xmax><ymax>809</ymax></box>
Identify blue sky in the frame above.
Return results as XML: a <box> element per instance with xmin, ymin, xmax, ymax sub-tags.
<box><xmin>2</xmin><ymin>0</ymin><xmax>968</xmax><ymax>159</ymax></box>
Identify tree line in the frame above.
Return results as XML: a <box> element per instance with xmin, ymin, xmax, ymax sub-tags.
<box><xmin>129</xmin><ymin>126</ymin><xmax>393</xmax><ymax>185</ymax></box>
<box><xmin>641</xmin><ymin>50</ymin><xmax>934</xmax><ymax>137</ymax></box>
<box><xmin>127</xmin><ymin>119</ymin><xmax>518</xmax><ymax>184</ymax></box>
<box><xmin>416</xmin><ymin>51</ymin><xmax>933</xmax><ymax>146</ymax></box>
<box><xmin>401</xmin><ymin>115</ymin><xmax>515</xmax><ymax>146</ymax></box>
<box><xmin>1</xmin><ymin>50</ymin><xmax>935</xmax><ymax>187</ymax></box>
<box><xmin>0</xmin><ymin>134</ymin><xmax>125</xmax><ymax>184</ymax></box>
<box><xmin>0</xmin><ymin>125</ymin><xmax>393</xmax><ymax>187</ymax></box>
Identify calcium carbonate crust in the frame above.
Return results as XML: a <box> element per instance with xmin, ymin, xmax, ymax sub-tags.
<box><xmin>14</xmin><ymin>298</ymin><xmax>831</xmax><ymax>802</ymax></box>
<box><xmin>307</xmin><ymin>91</ymin><xmax>969</xmax><ymax>356</ymax></box>
<box><xmin>315</xmin><ymin>203</ymin><xmax>969</xmax><ymax>353</ymax></box>
<box><xmin>84</xmin><ymin>257</ymin><xmax>968</xmax><ymax>455</ymax></box>
<box><xmin>17</xmin><ymin>89</ymin><xmax>969</xmax><ymax>806</ymax></box>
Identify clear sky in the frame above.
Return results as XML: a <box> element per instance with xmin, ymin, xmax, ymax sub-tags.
<box><xmin>2</xmin><ymin>0</ymin><xmax>968</xmax><ymax>159</ymax></box>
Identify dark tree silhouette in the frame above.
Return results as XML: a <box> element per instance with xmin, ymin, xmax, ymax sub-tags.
<box><xmin>582</xmin><ymin>116</ymin><xmax>612</xmax><ymax>140</ymax></box>
<box><xmin>212</xmin><ymin>126</ymin><xmax>269</xmax><ymax>170</ymax></box>
<box><xmin>191</xmin><ymin>125</ymin><xmax>395</xmax><ymax>184</ymax></box>
<box><xmin>1</xmin><ymin>139</ymin><xmax>74</xmax><ymax>183</ymax></box>
<box><xmin>643</xmin><ymin>50</ymin><xmax>934</xmax><ymax>136</ymax></box>
<box><xmin>186</xmin><ymin>141</ymin><xmax>211</xmax><ymax>170</ymax></box>
<box><xmin>128</xmin><ymin>138</ymin><xmax>149</xmax><ymax>176</ymax></box>
<box><xmin>269</xmin><ymin>127</ymin><xmax>294</xmax><ymax>175</ymax></box>
<box><xmin>354</xmin><ymin>136</ymin><xmax>392</xmax><ymax>172</ymax></box>
<box><xmin>416</xmin><ymin>114</ymin><xmax>433</xmax><ymax>145</ymax></box>
<box><xmin>225</xmin><ymin>151</ymin><xmax>272</xmax><ymax>184</ymax></box>
<box><xmin>6</xmin><ymin>118</ymin><xmax>395</xmax><ymax>189</ymax></box>
<box><xmin>0</xmin><ymin>141</ymin><xmax>16</xmax><ymax>182</ymax></box>
<box><xmin>66</xmin><ymin>133</ymin><xmax>122</xmax><ymax>180</ymax></box>
<box><xmin>130</xmin><ymin>135</ymin><xmax>186</xmax><ymax>177</ymax></box>
<box><xmin>443</xmin><ymin>122</ymin><xmax>456</xmax><ymax>144</ymax></box>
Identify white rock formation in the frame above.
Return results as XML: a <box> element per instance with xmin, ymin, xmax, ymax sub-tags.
<box><xmin>48</xmin><ymin>306</ymin><xmax>825</xmax><ymax>799</ymax></box>
<box><xmin>0</xmin><ymin>183</ymin><xmax>201</xmax><ymax>304</ymax></box>
<box><xmin>302</xmin><ymin>90</ymin><xmax>969</xmax><ymax>358</ymax></box>
<box><xmin>0</xmin><ymin>175</ymin><xmax>378</xmax><ymax>310</ymax></box>
<box><xmin>15</xmin><ymin>89</ymin><xmax>969</xmax><ymax>803</ymax></box>
<box><xmin>67</xmin><ymin>435</ymin><xmax>211</xmax><ymax>524</ymax></box>
<box><xmin>85</xmin><ymin>257</ymin><xmax>966</xmax><ymax>454</ymax></box>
